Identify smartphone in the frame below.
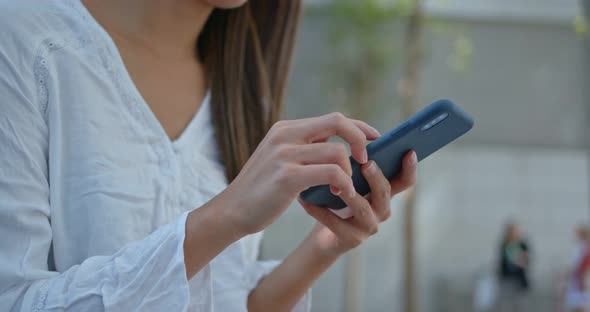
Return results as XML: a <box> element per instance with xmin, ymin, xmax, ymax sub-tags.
<box><xmin>300</xmin><ymin>99</ymin><xmax>474</xmax><ymax>210</ymax></box>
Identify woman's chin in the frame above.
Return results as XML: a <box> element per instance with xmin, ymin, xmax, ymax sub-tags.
<box><xmin>202</xmin><ymin>0</ymin><xmax>248</xmax><ymax>9</ymax></box>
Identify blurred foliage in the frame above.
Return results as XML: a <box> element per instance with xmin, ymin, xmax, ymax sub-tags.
<box><xmin>306</xmin><ymin>0</ymin><xmax>414</xmax><ymax>120</ymax></box>
<box><xmin>573</xmin><ymin>15</ymin><xmax>588</xmax><ymax>37</ymax></box>
<box><xmin>325</xmin><ymin>0</ymin><xmax>409</xmax><ymax>71</ymax></box>
<box><xmin>306</xmin><ymin>0</ymin><xmax>472</xmax><ymax>121</ymax></box>
<box><xmin>447</xmin><ymin>34</ymin><xmax>474</xmax><ymax>73</ymax></box>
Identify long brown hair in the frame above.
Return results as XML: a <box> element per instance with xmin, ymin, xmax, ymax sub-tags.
<box><xmin>198</xmin><ymin>2</ymin><xmax>302</xmax><ymax>182</ymax></box>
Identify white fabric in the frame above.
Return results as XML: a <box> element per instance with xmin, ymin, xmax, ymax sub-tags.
<box><xmin>0</xmin><ymin>0</ymin><xmax>311</xmax><ymax>311</ymax></box>
<box><xmin>473</xmin><ymin>273</ymin><xmax>497</xmax><ymax>311</ymax></box>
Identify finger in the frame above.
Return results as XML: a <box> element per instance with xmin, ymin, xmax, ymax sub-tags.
<box><xmin>291</xmin><ymin>113</ymin><xmax>369</xmax><ymax>164</ymax></box>
<box><xmin>362</xmin><ymin>161</ymin><xmax>391</xmax><ymax>221</ymax></box>
<box><xmin>312</xmin><ymin>120</ymin><xmax>379</xmax><ymax>143</ymax></box>
<box><xmin>291</xmin><ymin>142</ymin><xmax>352</xmax><ymax>177</ymax></box>
<box><xmin>351</xmin><ymin>120</ymin><xmax>381</xmax><ymax>141</ymax></box>
<box><xmin>390</xmin><ymin>151</ymin><xmax>418</xmax><ymax>195</ymax></box>
<box><xmin>338</xmin><ymin>188</ymin><xmax>380</xmax><ymax>235</ymax></box>
<box><xmin>298</xmin><ymin>197</ymin><xmax>365</xmax><ymax>247</ymax></box>
<box><xmin>305</xmin><ymin>119</ymin><xmax>380</xmax><ymax>142</ymax></box>
<box><xmin>291</xmin><ymin>164</ymin><xmax>355</xmax><ymax>196</ymax></box>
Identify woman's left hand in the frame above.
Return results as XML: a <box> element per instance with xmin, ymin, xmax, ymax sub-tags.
<box><xmin>298</xmin><ymin>151</ymin><xmax>417</xmax><ymax>257</ymax></box>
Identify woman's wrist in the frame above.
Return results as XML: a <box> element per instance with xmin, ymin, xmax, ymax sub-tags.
<box><xmin>304</xmin><ymin>225</ymin><xmax>347</xmax><ymax>260</ymax></box>
<box><xmin>248</xmin><ymin>226</ymin><xmax>341</xmax><ymax>311</ymax></box>
<box><xmin>208</xmin><ymin>191</ymin><xmax>251</xmax><ymax>239</ymax></box>
<box><xmin>183</xmin><ymin>196</ymin><xmax>246</xmax><ymax>279</ymax></box>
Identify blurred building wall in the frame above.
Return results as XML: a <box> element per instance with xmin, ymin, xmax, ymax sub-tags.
<box><xmin>417</xmin><ymin>147</ymin><xmax>589</xmax><ymax>312</ymax></box>
<box><xmin>417</xmin><ymin>19</ymin><xmax>587</xmax><ymax>149</ymax></box>
<box><xmin>261</xmin><ymin>3</ymin><xmax>589</xmax><ymax>311</ymax></box>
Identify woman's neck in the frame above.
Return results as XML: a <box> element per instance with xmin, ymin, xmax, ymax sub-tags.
<box><xmin>82</xmin><ymin>0</ymin><xmax>213</xmax><ymax>59</ymax></box>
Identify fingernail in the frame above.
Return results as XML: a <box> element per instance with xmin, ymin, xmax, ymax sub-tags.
<box><xmin>410</xmin><ymin>151</ymin><xmax>418</xmax><ymax>166</ymax></box>
<box><xmin>368</xmin><ymin>126</ymin><xmax>381</xmax><ymax>137</ymax></box>
<box><xmin>362</xmin><ymin>149</ymin><xmax>368</xmax><ymax>164</ymax></box>
<box><xmin>331</xmin><ymin>186</ymin><xmax>342</xmax><ymax>196</ymax></box>
<box><xmin>365</xmin><ymin>161</ymin><xmax>377</xmax><ymax>176</ymax></box>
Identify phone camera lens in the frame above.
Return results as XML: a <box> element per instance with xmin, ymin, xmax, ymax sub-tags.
<box><xmin>421</xmin><ymin>113</ymin><xmax>449</xmax><ymax>131</ymax></box>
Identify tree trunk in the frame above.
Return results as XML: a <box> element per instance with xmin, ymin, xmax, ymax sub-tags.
<box><xmin>583</xmin><ymin>0</ymin><xmax>590</xmax><ymax>229</ymax></box>
<box><xmin>343</xmin><ymin>248</ymin><xmax>364</xmax><ymax>312</ymax></box>
<box><xmin>343</xmin><ymin>52</ymin><xmax>374</xmax><ymax>312</ymax></box>
<box><xmin>399</xmin><ymin>1</ymin><xmax>425</xmax><ymax>312</ymax></box>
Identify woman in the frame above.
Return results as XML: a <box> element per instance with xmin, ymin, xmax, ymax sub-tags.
<box><xmin>497</xmin><ymin>222</ymin><xmax>530</xmax><ymax>312</ymax></box>
<box><xmin>565</xmin><ymin>225</ymin><xmax>590</xmax><ymax>312</ymax></box>
<box><xmin>0</xmin><ymin>0</ymin><xmax>417</xmax><ymax>311</ymax></box>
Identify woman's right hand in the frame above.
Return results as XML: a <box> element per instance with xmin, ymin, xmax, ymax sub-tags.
<box><xmin>217</xmin><ymin>113</ymin><xmax>381</xmax><ymax>235</ymax></box>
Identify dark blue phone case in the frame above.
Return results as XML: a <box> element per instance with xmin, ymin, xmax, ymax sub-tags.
<box><xmin>300</xmin><ymin>99</ymin><xmax>474</xmax><ymax>209</ymax></box>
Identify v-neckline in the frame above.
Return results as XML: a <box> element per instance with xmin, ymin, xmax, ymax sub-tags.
<box><xmin>74</xmin><ymin>0</ymin><xmax>208</xmax><ymax>152</ymax></box>
<box><xmin>171</xmin><ymin>92</ymin><xmax>210</xmax><ymax>150</ymax></box>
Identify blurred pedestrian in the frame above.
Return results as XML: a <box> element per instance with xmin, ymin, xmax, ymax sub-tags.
<box><xmin>496</xmin><ymin>222</ymin><xmax>531</xmax><ymax>312</ymax></box>
<box><xmin>565</xmin><ymin>225</ymin><xmax>590</xmax><ymax>312</ymax></box>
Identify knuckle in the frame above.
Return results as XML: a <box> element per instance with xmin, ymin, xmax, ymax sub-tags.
<box><xmin>326</xmin><ymin>165</ymin><xmax>343</xmax><ymax>181</ymax></box>
<box><xmin>359</xmin><ymin>202</ymin><xmax>372</xmax><ymax>215</ymax></box>
<box><xmin>269</xmin><ymin>121</ymin><xmax>289</xmax><ymax>142</ymax></box>
<box><xmin>328</xmin><ymin>143</ymin><xmax>349</xmax><ymax>160</ymax></box>
<box><xmin>334</xmin><ymin>143</ymin><xmax>348</xmax><ymax>156</ymax></box>
<box><xmin>328</xmin><ymin>112</ymin><xmax>346</xmax><ymax>120</ymax></box>
<box><xmin>349</xmin><ymin>236</ymin><xmax>363</xmax><ymax>248</ymax></box>
<box><xmin>268</xmin><ymin>134</ymin><xmax>281</xmax><ymax>145</ymax></box>
<box><xmin>276</xmin><ymin>144</ymin><xmax>295</xmax><ymax>159</ymax></box>
<box><xmin>276</xmin><ymin>164</ymin><xmax>297</xmax><ymax>186</ymax></box>
<box><xmin>268</xmin><ymin>130</ymin><xmax>281</xmax><ymax>144</ymax></box>
<box><xmin>328</xmin><ymin>112</ymin><xmax>347</xmax><ymax>127</ymax></box>
<box><xmin>400</xmin><ymin>177</ymin><xmax>416</xmax><ymax>191</ymax></box>
<box><xmin>269</xmin><ymin>122</ymin><xmax>281</xmax><ymax>136</ymax></box>
<box><xmin>376</xmin><ymin>188</ymin><xmax>390</xmax><ymax>202</ymax></box>
<box><xmin>370</xmin><ymin>224</ymin><xmax>379</xmax><ymax>235</ymax></box>
<box><xmin>381</xmin><ymin>208</ymin><xmax>392</xmax><ymax>221</ymax></box>
<box><xmin>273</xmin><ymin>120</ymin><xmax>288</xmax><ymax>130</ymax></box>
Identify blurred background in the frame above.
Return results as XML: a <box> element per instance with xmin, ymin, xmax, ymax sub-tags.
<box><xmin>259</xmin><ymin>0</ymin><xmax>590</xmax><ymax>311</ymax></box>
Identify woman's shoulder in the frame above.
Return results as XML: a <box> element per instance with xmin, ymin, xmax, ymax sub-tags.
<box><xmin>0</xmin><ymin>0</ymin><xmax>86</xmax><ymax>61</ymax></box>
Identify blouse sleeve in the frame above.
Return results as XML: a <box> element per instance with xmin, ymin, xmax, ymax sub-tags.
<box><xmin>0</xmin><ymin>45</ymin><xmax>201</xmax><ymax>311</ymax></box>
<box><xmin>244</xmin><ymin>262</ymin><xmax>312</xmax><ymax>312</ymax></box>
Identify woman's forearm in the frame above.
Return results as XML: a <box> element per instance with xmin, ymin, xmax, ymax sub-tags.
<box><xmin>184</xmin><ymin>195</ymin><xmax>245</xmax><ymax>279</ymax></box>
<box><xmin>247</xmin><ymin>233</ymin><xmax>340</xmax><ymax>312</ymax></box>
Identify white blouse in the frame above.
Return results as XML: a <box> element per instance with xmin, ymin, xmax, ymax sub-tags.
<box><xmin>0</xmin><ymin>0</ymin><xmax>311</xmax><ymax>311</ymax></box>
